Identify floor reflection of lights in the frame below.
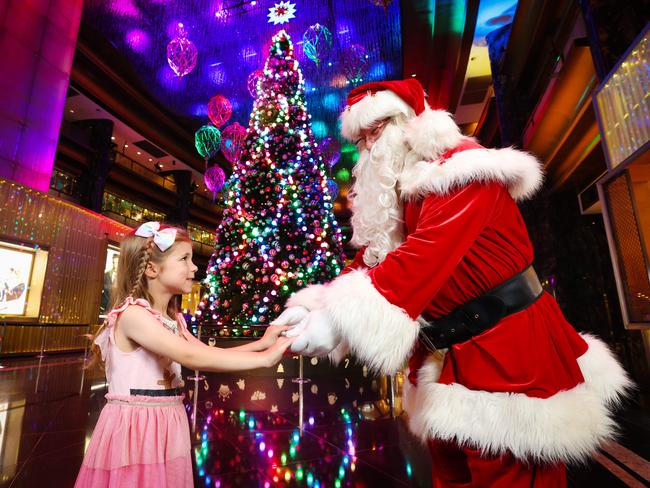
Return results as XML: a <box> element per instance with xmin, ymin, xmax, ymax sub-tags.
<box><xmin>183</xmin><ymin>354</ymin><xmax>422</xmax><ymax>487</ymax></box>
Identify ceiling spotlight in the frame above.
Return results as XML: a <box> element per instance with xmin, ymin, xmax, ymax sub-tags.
<box><xmin>154</xmin><ymin>162</ymin><xmax>164</xmax><ymax>171</ymax></box>
<box><xmin>111</xmin><ymin>136</ymin><xmax>115</xmax><ymax>140</ymax></box>
<box><xmin>148</xmin><ymin>158</ymin><xmax>152</xmax><ymax>162</ymax></box>
<box><xmin>124</xmin><ymin>144</ymin><xmax>129</xmax><ymax>148</ymax></box>
<box><xmin>69</xmin><ymin>109</ymin><xmax>74</xmax><ymax>113</ymax></box>
<box><xmin>137</xmin><ymin>151</ymin><xmax>141</xmax><ymax>155</ymax></box>
<box><xmin>411</xmin><ymin>73</ymin><xmax>417</xmax><ymax>77</ymax></box>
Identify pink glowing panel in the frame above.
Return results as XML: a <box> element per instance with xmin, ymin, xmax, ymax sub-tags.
<box><xmin>0</xmin><ymin>0</ymin><xmax>83</xmax><ymax>192</ymax></box>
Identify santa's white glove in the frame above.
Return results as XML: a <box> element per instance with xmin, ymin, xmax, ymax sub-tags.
<box><xmin>270</xmin><ymin>306</ymin><xmax>309</xmax><ymax>336</ymax></box>
<box><xmin>290</xmin><ymin>309</ymin><xmax>340</xmax><ymax>356</ymax></box>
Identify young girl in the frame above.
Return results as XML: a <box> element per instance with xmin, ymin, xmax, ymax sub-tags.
<box><xmin>75</xmin><ymin>222</ymin><xmax>294</xmax><ymax>487</ymax></box>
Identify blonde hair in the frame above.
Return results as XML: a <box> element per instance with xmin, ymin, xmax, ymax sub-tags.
<box><xmin>87</xmin><ymin>223</ymin><xmax>191</xmax><ymax>368</ymax></box>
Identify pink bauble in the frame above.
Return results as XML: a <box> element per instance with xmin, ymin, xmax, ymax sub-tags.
<box><xmin>221</xmin><ymin>122</ymin><xmax>247</xmax><ymax>164</ymax></box>
<box><xmin>208</xmin><ymin>95</ymin><xmax>232</xmax><ymax>128</ymax></box>
<box><xmin>166</xmin><ymin>36</ymin><xmax>198</xmax><ymax>77</ymax></box>
<box><xmin>247</xmin><ymin>69</ymin><xmax>264</xmax><ymax>98</ymax></box>
<box><xmin>204</xmin><ymin>165</ymin><xmax>226</xmax><ymax>194</ymax></box>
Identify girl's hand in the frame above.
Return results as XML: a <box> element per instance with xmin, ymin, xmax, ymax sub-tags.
<box><xmin>262</xmin><ymin>336</ymin><xmax>295</xmax><ymax>368</ymax></box>
<box><xmin>258</xmin><ymin>324</ymin><xmax>293</xmax><ymax>350</ymax></box>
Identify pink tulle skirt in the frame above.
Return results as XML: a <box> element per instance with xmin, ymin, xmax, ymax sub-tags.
<box><xmin>75</xmin><ymin>394</ymin><xmax>193</xmax><ymax>488</ymax></box>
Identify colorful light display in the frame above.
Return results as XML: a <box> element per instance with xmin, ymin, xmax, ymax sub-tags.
<box><xmin>84</xmin><ymin>1</ymin><xmax>403</xmax><ymax>186</ymax></box>
<box><xmin>193</xmin><ymin>407</ymin><xmax>361</xmax><ymax>487</ymax></box>
<box><xmin>196</xmin><ymin>30</ymin><xmax>345</xmax><ymax>333</ymax></box>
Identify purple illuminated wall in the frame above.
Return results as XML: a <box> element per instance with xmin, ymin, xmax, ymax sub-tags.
<box><xmin>0</xmin><ymin>0</ymin><xmax>83</xmax><ymax>192</ymax></box>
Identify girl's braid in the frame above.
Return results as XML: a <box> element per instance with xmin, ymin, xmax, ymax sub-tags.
<box><xmin>129</xmin><ymin>238</ymin><xmax>155</xmax><ymax>298</ymax></box>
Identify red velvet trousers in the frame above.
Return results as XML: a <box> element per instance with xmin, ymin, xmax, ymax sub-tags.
<box><xmin>428</xmin><ymin>439</ymin><xmax>566</xmax><ymax>488</ymax></box>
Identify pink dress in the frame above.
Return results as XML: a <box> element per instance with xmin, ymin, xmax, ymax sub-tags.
<box><xmin>75</xmin><ymin>297</ymin><xmax>193</xmax><ymax>487</ymax></box>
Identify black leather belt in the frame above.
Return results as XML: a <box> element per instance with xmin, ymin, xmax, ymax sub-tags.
<box><xmin>419</xmin><ymin>266</ymin><xmax>544</xmax><ymax>351</ymax></box>
<box><xmin>130</xmin><ymin>388</ymin><xmax>183</xmax><ymax>397</ymax></box>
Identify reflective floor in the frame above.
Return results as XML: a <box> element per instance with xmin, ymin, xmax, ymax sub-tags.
<box><xmin>1</xmin><ymin>352</ymin><xmax>649</xmax><ymax>487</ymax></box>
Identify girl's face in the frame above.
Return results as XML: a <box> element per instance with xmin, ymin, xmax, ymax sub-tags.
<box><xmin>156</xmin><ymin>241</ymin><xmax>198</xmax><ymax>295</ymax></box>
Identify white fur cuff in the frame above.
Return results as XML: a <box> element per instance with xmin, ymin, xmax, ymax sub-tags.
<box><xmin>287</xmin><ymin>284</ymin><xmax>327</xmax><ymax>311</ymax></box>
<box><xmin>320</xmin><ymin>269</ymin><xmax>419</xmax><ymax>375</ymax></box>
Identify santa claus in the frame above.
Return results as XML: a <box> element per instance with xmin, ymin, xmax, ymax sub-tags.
<box><xmin>274</xmin><ymin>78</ymin><xmax>631</xmax><ymax>487</ymax></box>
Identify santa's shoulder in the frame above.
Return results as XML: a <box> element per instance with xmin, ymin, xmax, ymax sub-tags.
<box><xmin>401</xmin><ymin>110</ymin><xmax>544</xmax><ymax>202</ymax></box>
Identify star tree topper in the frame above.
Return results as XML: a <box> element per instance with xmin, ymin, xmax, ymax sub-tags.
<box><xmin>268</xmin><ymin>1</ymin><xmax>296</xmax><ymax>25</ymax></box>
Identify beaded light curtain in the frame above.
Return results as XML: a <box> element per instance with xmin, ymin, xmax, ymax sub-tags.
<box><xmin>0</xmin><ymin>178</ymin><xmax>131</xmax><ymax>324</ymax></box>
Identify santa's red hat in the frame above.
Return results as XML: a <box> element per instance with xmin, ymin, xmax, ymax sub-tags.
<box><xmin>340</xmin><ymin>78</ymin><xmax>464</xmax><ymax>160</ymax></box>
<box><xmin>347</xmin><ymin>79</ymin><xmax>426</xmax><ymax>115</ymax></box>
<box><xmin>340</xmin><ymin>79</ymin><xmax>425</xmax><ymax>141</ymax></box>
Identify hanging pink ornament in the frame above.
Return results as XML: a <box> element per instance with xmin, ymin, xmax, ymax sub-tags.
<box><xmin>204</xmin><ymin>165</ymin><xmax>226</xmax><ymax>198</ymax></box>
<box><xmin>247</xmin><ymin>69</ymin><xmax>264</xmax><ymax>98</ymax></box>
<box><xmin>341</xmin><ymin>44</ymin><xmax>369</xmax><ymax>84</ymax></box>
<box><xmin>319</xmin><ymin>136</ymin><xmax>341</xmax><ymax>168</ymax></box>
<box><xmin>221</xmin><ymin>122</ymin><xmax>247</xmax><ymax>164</ymax></box>
<box><xmin>208</xmin><ymin>95</ymin><xmax>232</xmax><ymax>127</ymax></box>
<box><xmin>166</xmin><ymin>23</ymin><xmax>198</xmax><ymax>77</ymax></box>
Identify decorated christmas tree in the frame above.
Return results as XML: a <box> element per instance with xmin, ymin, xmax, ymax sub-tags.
<box><xmin>196</xmin><ymin>30</ymin><xmax>345</xmax><ymax>336</ymax></box>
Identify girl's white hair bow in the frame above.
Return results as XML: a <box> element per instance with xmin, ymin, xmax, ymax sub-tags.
<box><xmin>134</xmin><ymin>222</ymin><xmax>177</xmax><ymax>252</ymax></box>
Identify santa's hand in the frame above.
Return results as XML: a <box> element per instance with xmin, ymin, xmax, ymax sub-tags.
<box><xmin>271</xmin><ymin>306</ymin><xmax>309</xmax><ymax>329</ymax></box>
<box><xmin>290</xmin><ymin>309</ymin><xmax>339</xmax><ymax>356</ymax></box>
<box><xmin>283</xmin><ymin>315</ymin><xmax>308</xmax><ymax>338</ymax></box>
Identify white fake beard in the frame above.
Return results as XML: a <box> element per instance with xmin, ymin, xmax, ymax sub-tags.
<box><xmin>349</xmin><ymin>122</ymin><xmax>409</xmax><ymax>267</ymax></box>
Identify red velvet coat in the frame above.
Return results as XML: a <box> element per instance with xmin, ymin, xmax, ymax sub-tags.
<box><xmin>289</xmin><ymin>136</ymin><xmax>630</xmax><ymax>464</ymax></box>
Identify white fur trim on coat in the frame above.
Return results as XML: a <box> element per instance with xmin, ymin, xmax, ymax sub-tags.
<box><xmin>399</xmin><ymin>146</ymin><xmax>544</xmax><ymax>202</ymax></box>
<box><xmin>341</xmin><ymin>90</ymin><xmax>415</xmax><ymax>142</ymax></box>
<box><xmin>290</xmin><ymin>270</ymin><xmax>419</xmax><ymax>375</ymax></box>
<box><xmin>286</xmin><ymin>284</ymin><xmax>326</xmax><ymax>311</ymax></box>
<box><xmin>402</xmin><ymin>334</ymin><xmax>633</xmax><ymax>464</ymax></box>
<box><xmin>404</xmin><ymin>109</ymin><xmax>464</xmax><ymax>160</ymax></box>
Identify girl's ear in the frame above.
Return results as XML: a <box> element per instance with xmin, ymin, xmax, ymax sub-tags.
<box><xmin>145</xmin><ymin>261</ymin><xmax>158</xmax><ymax>279</ymax></box>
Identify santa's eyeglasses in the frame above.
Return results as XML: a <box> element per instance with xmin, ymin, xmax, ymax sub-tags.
<box><xmin>354</xmin><ymin>118</ymin><xmax>390</xmax><ymax>148</ymax></box>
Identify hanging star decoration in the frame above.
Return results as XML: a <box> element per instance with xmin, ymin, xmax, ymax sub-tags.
<box><xmin>267</xmin><ymin>1</ymin><xmax>296</xmax><ymax>25</ymax></box>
